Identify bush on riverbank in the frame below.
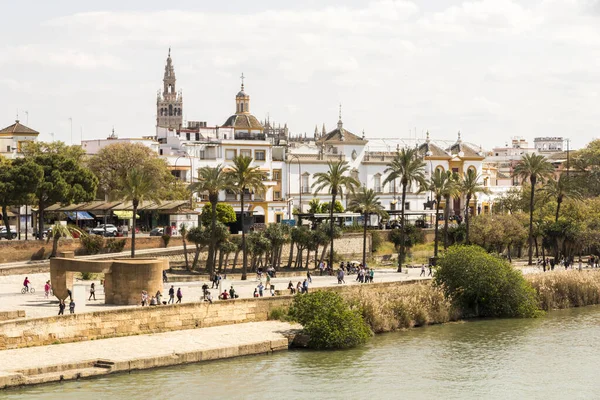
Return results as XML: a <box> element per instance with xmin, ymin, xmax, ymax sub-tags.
<box><xmin>528</xmin><ymin>270</ymin><xmax>600</xmax><ymax>310</ymax></box>
<box><xmin>434</xmin><ymin>245</ymin><xmax>539</xmax><ymax>318</ymax></box>
<box><xmin>288</xmin><ymin>291</ymin><xmax>372</xmax><ymax>349</ymax></box>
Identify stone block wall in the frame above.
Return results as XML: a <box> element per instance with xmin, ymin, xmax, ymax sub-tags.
<box><xmin>0</xmin><ymin>296</ymin><xmax>294</xmax><ymax>350</ymax></box>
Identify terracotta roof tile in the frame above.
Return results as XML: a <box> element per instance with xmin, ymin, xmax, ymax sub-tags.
<box><xmin>0</xmin><ymin>120</ymin><xmax>39</xmax><ymax>135</ymax></box>
<box><xmin>222</xmin><ymin>114</ymin><xmax>264</xmax><ymax>130</ymax></box>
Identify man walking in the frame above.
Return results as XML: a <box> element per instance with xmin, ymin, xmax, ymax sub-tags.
<box><xmin>176</xmin><ymin>288</ymin><xmax>183</xmax><ymax>303</ymax></box>
<box><xmin>168</xmin><ymin>285</ymin><xmax>175</xmax><ymax>304</ymax></box>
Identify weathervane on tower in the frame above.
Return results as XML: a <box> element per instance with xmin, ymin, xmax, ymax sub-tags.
<box><xmin>240</xmin><ymin>72</ymin><xmax>245</xmax><ymax>90</ymax></box>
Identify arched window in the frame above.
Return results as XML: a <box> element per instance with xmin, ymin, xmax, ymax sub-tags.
<box><xmin>374</xmin><ymin>173</ymin><xmax>381</xmax><ymax>193</ymax></box>
<box><xmin>240</xmin><ymin>103</ymin><xmax>244</xmax><ymax>113</ymax></box>
<box><xmin>435</xmin><ymin>166</ymin><xmax>445</xmax><ymax>174</ymax></box>
<box><xmin>169</xmin><ymin>105</ymin><xmax>173</xmax><ymax>116</ymax></box>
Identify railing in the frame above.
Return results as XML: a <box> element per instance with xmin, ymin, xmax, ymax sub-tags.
<box><xmin>363</xmin><ymin>152</ymin><xmax>396</xmax><ymax>162</ymax></box>
<box><xmin>374</xmin><ymin>186</ymin><xmax>382</xmax><ymax>193</ymax></box>
<box><xmin>287</xmin><ymin>154</ymin><xmax>345</xmax><ymax>161</ymax></box>
<box><xmin>301</xmin><ymin>186</ymin><xmax>311</xmax><ymax>194</ymax></box>
<box><xmin>234</xmin><ymin>133</ymin><xmax>266</xmax><ymax>141</ymax></box>
<box><xmin>225</xmin><ymin>194</ymin><xmax>237</xmax><ymax>201</ymax></box>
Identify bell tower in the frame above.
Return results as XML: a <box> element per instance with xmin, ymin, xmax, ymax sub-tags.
<box><xmin>156</xmin><ymin>48</ymin><xmax>183</xmax><ymax>129</ymax></box>
<box><xmin>235</xmin><ymin>73</ymin><xmax>250</xmax><ymax>114</ymax></box>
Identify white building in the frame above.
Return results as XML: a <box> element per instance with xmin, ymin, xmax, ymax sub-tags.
<box><xmin>0</xmin><ymin>120</ymin><xmax>39</xmax><ymax>159</ymax></box>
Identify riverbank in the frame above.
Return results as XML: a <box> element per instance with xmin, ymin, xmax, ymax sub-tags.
<box><xmin>0</xmin><ymin>320</ymin><xmax>298</xmax><ymax>390</ymax></box>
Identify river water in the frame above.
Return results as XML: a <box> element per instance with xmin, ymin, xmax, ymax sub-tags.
<box><xmin>4</xmin><ymin>306</ymin><xmax>600</xmax><ymax>400</ymax></box>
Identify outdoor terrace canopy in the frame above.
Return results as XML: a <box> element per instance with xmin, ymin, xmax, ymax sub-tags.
<box><xmin>43</xmin><ymin>200</ymin><xmax>191</xmax><ymax>215</ymax></box>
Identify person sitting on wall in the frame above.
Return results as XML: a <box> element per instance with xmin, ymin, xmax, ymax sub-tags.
<box><xmin>219</xmin><ymin>290</ymin><xmax>229</xmax><ymax>300</ymax></box>
<box><xmin>229</xmin><ymin>286</ymin><xmax>239</xmax><ymax>299</ymax></box>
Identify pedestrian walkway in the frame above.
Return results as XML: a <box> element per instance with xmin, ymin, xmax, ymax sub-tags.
<box><xmin>0</xmin><ymin>320</ymin><xmax>298</xmax><ymax>388</ymax></box>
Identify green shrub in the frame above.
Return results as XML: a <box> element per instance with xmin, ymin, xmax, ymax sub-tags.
<box><xmin>80</xmin><ymin>234</ymin><xmax>104</xmax><ymax>255</ymax></box>
<box><xmin>161</xmin><ymin>234</ymin><xmax>171</xmax><ymax>247</ymax></box>
<box><xmin>434</xmin><ymin>245</ymin><xmax>539</xmax><ymax>318</ymax></box>
<box><xmin>80</xmin><ymin>272</ymin><xmax>95</xmax><ymax>280</ymax></box>
<box><xmin>106</xmin><ymin>239</ymin><xmax>126</xmax><ymax>253</ymax></box>
<box><xmin>288</xmin><ymin>291</ymin><xmax>372</xmax><ymax>349</ymax></box>
<box><xmin>371</xmin><ymin>231</ymin><xmax>383</xmax><ymax>253</ymax></box>
<box><xmin>268</xmin><ymin>307</ymin><xmax>290</xmax><ymax>321</ymax></box>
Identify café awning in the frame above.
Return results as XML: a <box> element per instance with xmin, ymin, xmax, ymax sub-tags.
<box><xmin>113</xmin><ymin>211</ymin><xmax>140</xmax><ymax>220</ymax></box>
<box><xmin>65</xmin><ymin>211</ymin><xmax>95</xmax><ymax>220</ymax></box>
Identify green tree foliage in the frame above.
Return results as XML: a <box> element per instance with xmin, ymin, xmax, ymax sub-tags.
<box><xmin>571</xmin><ymin>139</ymin><xmax>600</xmax><ymax>196</ymax></box>
<box><xmin>288</xmin><ymin>291</ymin><xmax>372</xmax><ymax>349</ymax></box>
<box><xmin>186</xmin><ymin>225</ymin><xmax>210</xmax><ymax>269</ymax></box>
<box><xmin>308</xmin><ymin>198</ymin><xmax>321</xmax><ymax>214</ymax></box>
<box><xmin>428</xmin><ymin>168</ymin><xmax>451</xmax><ymax>257</ymax></box>
<box><xmin>80</xmin><ymin>234</ymin><xmax>104</xmax><ymax>255</ymax></box>
<box><xmin>434</xmin><ymin>246</ymin><xmax>539</xmax><ymax>318</ymax></box>
<box><xmin>200</xmin><ymin>203</ymin><xmax>236</xmax><ymax>226</ymax></box>
<box><xmin>459</xmin><ymin>168</ymin><xmax>490</xmax><ymax>244</ymax></box>
<box><xmin>389</xmin><ymin>224</ymin><xmax>425</xmax><ymax>250</ymax></box>
<box><xmin>22</xmin><ymin>142</ymin><xmax>97</xmax><ymax>239</ymax></box>
<box><xmin>383</xmin><ymin>148</ymin><xmax>427</xmax><ymax>270</ymax></box>
<box><xmin>264</xmin><ymin>223</ymin><xmax>290</xmax><ymax>268</ymax></box>
<box><xmin>190</xmin><ymin>165</ymin><xmax>233</xmax><ymax>278</ymax></box>
<box><xmin>179</xmin><ymin>223</ymin><xmax>190</xmax><ymax>270</ymax></box>
<box><xmin>0</xmin><ymin>156</ymin><xmax>43</xmax><ymax>238</ymax></box>
<box><xmin>348</xmin><ymin>187</ymin><xmax>388</xmax><ymax>266</ymax></box>
<box><xmin>226</xmin><ymin>156</ymin><xmax>266</xmax><ymax>280</ymax></box>
<box><xmin>312</xmin><ymin>161</ymin><xmax>359</xmax><ymax>272</ymax></box>
<box><xmin>512</xmin><ymin>153</ymin><xmax>554</xmax><ymax>264</ymax></box>
<box><xmin>47</xmin><ymin>223</ymin><xmax>83</xmax><ymax>258</ymax></box>
<box><xmin>87</xmin><ymin>142</ymin><xmax>179</xmax><ymax>200</ymax></box>
<box><xmin>541</xmin><ymin>175</ymin><xmax>582</xmax><ymax>222</ymax></box>
<box><xmin>470</xmin><ymin>214</ymin><xmax>528</xmax><ymax>257</ymax></box>
<box><xmin>319</xmin><ymin>200</ymin><xmax>345</xmax><ymax>213</ymax></box>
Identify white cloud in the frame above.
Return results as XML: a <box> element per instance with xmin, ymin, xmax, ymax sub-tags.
<box><xmin>0</xmin><ymin>0</ymin><xmax>598</xmax><ymax>149</ymax></box>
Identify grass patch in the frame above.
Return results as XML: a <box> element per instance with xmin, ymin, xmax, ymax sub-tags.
<box><xmin>528</xmin><ymin>270</ymin><xmax>600</xmax><ymax>310</ymax></box>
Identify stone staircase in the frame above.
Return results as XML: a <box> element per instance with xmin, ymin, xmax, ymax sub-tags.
<box><xmin>13</xmin><ymin>359</ymin><xmax>115</xmax><ymax>386</ymax></box>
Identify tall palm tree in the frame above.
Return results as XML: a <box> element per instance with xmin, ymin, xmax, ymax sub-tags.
<box><xmin>513</xmin><ymin>153</ymin><xmax>554</xmax><ymax>265</ymax></box>
<box><xmin>542</xmin><ymin>174</ymin><xmax>583</xmax><ymax>222</ymax></box>
<box><xmin>383</xmin><ymin>148</ymin><xmax>426</xmax><ymax>272</ymax></box>
<box><xmin>116</xmin><ymin>167</ymin><xmax>162</xmax><ymax>258</ymax></box>
<box><xmin>312</xmin><ymin>161</ymin><xmax>359</xmax><ymax>270</ymax></box>
<box><xmin>443</xmin><ymin>172</ymin><xmax>460</xmax><ymax>250</ymax></box>
<box><xmin>460</xmin><ymin>168</ymin><xmax>490</xmax><ymax>244</ymax></box>
<box><xmin>226</xmin><ymin>156</ymin><xmax>266</xmax><ymax>280</ymax></box>
<box><xmin>428</xmin><ymin>169</ymin><xmax>450</xmax><ymax>258</ymax></box>
<box><xmin>189</xmin><ymin>165</ymin><xmax>232</xmax><ymax>278</ymax></box>
<box><xmin>348</xmin><ymin>187</ymin><xmax>388</xmax><ymax>267</ymax></box>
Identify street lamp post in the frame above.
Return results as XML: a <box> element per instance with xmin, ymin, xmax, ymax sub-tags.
<box><xmin>287</xmin><ymin>154</ymin><xmax>301</xmax><ymax>220</ymax></box>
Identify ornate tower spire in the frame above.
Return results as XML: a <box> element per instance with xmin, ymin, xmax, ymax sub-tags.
<box><xmin>426</xmin><ymin>130</ymin><xmax>430</xmax><ymax>143</ymax></box>
<box><xmin>235</xmin><ymin>73</ymin><xmax>250</xmax><ymax>114</ymax></box>
<box><xmin>457</xmin><ymin>130</ymin><xmax>462</xmax><ymax>143</ymax></box>
<box><xmin>157</xmin><ymin>49</ymin><xmax>183</xmax><ymax>129</ymax></box>
<box><xmin>314</xmin><ymin>125</ymin><xmax>319</xmax><ymax>139</ymax></box>
<box><xmin>322</xmin><ymin>123</ymin><xmax>326</xmax><ymax>136</ymax></box>
<box><xmin>337</xmin><ymin>104</ymin><xmax>343</xmax><ymax>129</ymax></box>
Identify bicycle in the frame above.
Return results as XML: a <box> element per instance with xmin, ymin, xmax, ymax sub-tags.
<box><xmin>21</xmin><ymin>287</ymin><xmax>35</xmax><ymax>294</ymax></box>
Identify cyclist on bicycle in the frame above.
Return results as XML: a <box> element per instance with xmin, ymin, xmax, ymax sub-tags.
<box><xmin>23</xmin><ymin>277</ymin><xmax>31</xmax><ymax>292</ymax></box>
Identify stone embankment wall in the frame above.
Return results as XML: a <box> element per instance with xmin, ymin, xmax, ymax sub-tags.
<box><xmin>0</xmin><ymin>233</ymin><xmax>368</xmax><ymax>265</ymax></box>
<box><xmin>0</xmin><ymin>236</ymin><xmax>177</xmax><ymax>264</ymax></box>
<box><xmin>0</xmin><ymin>279</ymin><xmax>416</xmax><ymax>351</ymax></box>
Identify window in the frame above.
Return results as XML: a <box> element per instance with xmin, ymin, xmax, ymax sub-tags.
<box><xmin>389</xmin><ymin>179</ymin><xmax>396</xmax><ymax>194</ymax></box>
<box><xmin>302</xmin><ymin>174</ymin><xmax>310</xmax><ymax>193</ymax></box>
<box><xmin>276</xmin><ymin>214</ymin><xmax>282</xmax><ymax>223</ymax></box>
<box><xmin>273</xmin><ymin>170</ymin><xmax>281</xmax><ymax>181</ymax></box>
<box><xmin>374</xmin><ymin>174</ymin><xmax>381</xmax><ymax>193</ymax></box>
<box><xmin>274</xmin><ymin>191</ymin><xmax>281</xmax><ymax>199</ymax></box>
<box><xmin>255</xmin><ymin>150</ymin><xmax>266</xmax><ymax>161</ymax></box>
<box><xmin>225</xmin><ymin>149</ymin><xmax>237</xmax><ymax>160</ymax></box>
<box><xmin>240</xmin><ymin>149</ymin><xmax>252</xmax><ymax>158</ymax></box>
<box><xmin>6</xmin><ymin>145</ymin><xmax>10</xmax><ymax>152</ymax></box>
<box><xmin>404</xmin><ymin>202</ymin><xmax>410</xmax><ymax>210</ymax></box>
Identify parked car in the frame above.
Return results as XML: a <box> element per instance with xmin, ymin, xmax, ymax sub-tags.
<box><xmin>149</xmin><ymin>227</ymin><xmax>164</xmax><ymax>237</ymax></box>
<box><xmin>90</xmin><ymin>224</ymin><xmax>118</xmax><ymax>237</ymax></box>
<box><xmin>34</xmin><ymin>227</ymin><xmax>52</xmax><ymax>239</ymax></box>
<box><xmin>0</xmin><ymin>227</ymin><xmax>17</xmax><ymax>240</ymax></box>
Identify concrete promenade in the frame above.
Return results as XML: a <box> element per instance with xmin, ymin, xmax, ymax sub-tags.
<box><xmin>0</xmin><ymin>320</ymin><xmax>298</xmax><ymax>388</ymax></box>
<box><xmin>0</xmin><ymin>268</ymin><xmax>429</xmax><ymax>320</ymax></box>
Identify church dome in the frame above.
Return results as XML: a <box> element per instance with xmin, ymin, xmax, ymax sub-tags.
<box><xmin>222</xmin><ymin>114</ymin><xmax>263</xmax><ymax>130</ymax></box>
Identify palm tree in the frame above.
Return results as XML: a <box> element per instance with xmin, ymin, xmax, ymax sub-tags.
<box><xmin>226</xmin><ymin>156</ymin><xmax>266</xmax><ymax>280</ymax></box>
<box><xmin>308</xmin><ymin>198</ymin><xmax>321</xmax><ymax>214</ymax></box>
<box><xmin>47</xmin><ymin>223</ymin><xmax>83</xmax><ymax>258</ymax></box>
<box><xmin>542</xmin><ymin>174</ymin><xmax>583</xmax><ymax>222</ymax></box>
<box><xmin>116</xmin><ymin>167</ymin><xmax>162</xmax><ymax>258</ymax></box>
<box><xmin>312</xmin><ymin>161</ymin><xmax>359</xmax><ymax>270</ymax></box>
<box><xmin>189</xmin><ymin>165</ymin><xmax>232</xmax><ymax>278</ymax></box>
<box><xmin>460</xmin><ymin>168</ymin><xmax>490</xmax><ymax>244</ymax></box>
<box><xmin>513</xmin><ymin>153</ymin><xmax>554</xmax><ymax>265</ymax></box>
<box><xmin>442</xmin><ymin>172</ymin><xmax>460</xmax><ymax>250</ymax></box>
<box><xmin>179</xmin><ymin>223</ymin><xmax>190</xmax><ymax>270</ymax></box>
<box><xmin>348</xmin><ymin>187</ymin><xmax>388</xmax><ymax>267</ymax></box>
<box><xmin>383</xmin><ymin>148</ymin><xmax>427</xmax><ymax>272</ymax></box>
<box><xmin>428</xmin><ymin>169</ymin><xmax>450</xmax><ymax>258</ymax></box>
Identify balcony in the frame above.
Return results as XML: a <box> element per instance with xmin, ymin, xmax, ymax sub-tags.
<box><xmin>225</xmin><ymin>194</ymin><xmax>237</xmax><ymax>201</ymax></box>
<box><xmin>301</xmin><ymin>186</ymin><xmax>311</xmax><ymax>194</ymax></box>
<box><xmin>234</xmin><ymin>132</ymin><xmax>266</xmax><ymax>141</ymax></box>
<box><xmin>374</xmin><ymin>186</ymin><xmax>382</xmax><ymax>193</ymax></box>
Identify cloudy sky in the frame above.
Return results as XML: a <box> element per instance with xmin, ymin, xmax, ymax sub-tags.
<box><xmin>1</xmin><ymin>0</ymin><xmax>599</xmax><ymax>149</ymax></box>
